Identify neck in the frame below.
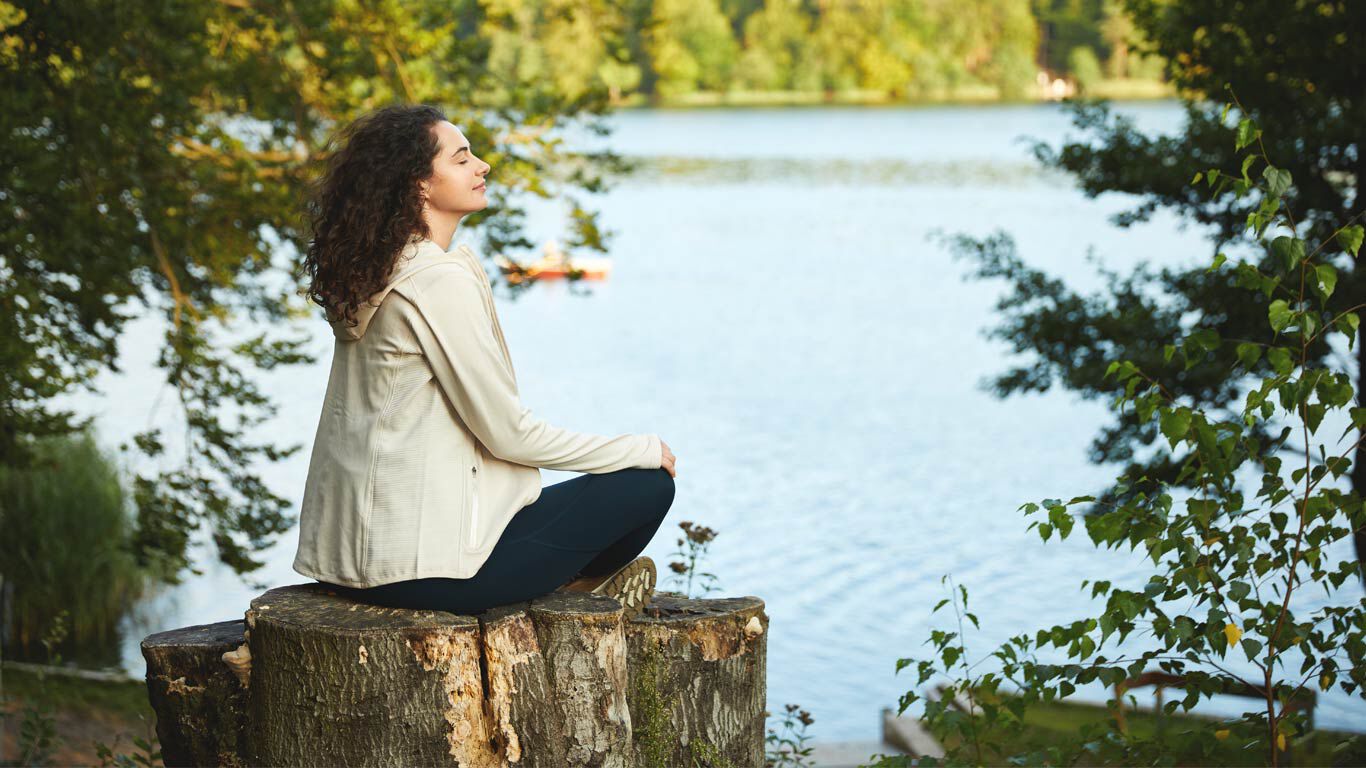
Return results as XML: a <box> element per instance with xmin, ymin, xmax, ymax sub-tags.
<box><xmin>423</xmin><ymin>215</ymin><xmax>459</xmax><ymax>251</ymax></box>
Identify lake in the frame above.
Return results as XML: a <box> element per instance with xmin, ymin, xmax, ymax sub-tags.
<box><xmin>78</xmin><ymin>100</ymin><xmax>1365</xmax><ymax>741</ymax></box>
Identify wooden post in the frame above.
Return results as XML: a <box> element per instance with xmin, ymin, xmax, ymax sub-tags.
<box><xmin>141</xmin><ymin>582</ymin><xmax>767</xmax><ymax>767</ymax></box>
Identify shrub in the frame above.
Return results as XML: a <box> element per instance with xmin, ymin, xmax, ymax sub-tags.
<box><xmin>875</xmin><ymin>93</ymin><xmax>1366</xmax><ymax>767</ymax></box>
<box><xmin>0</xmin><ymin>427</ymin><xmax>149</xmax><ymax>660</ymax></box>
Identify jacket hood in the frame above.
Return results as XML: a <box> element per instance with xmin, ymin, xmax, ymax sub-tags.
<box><xmin>328</xmin><ymin>236</ymin><xmax>471</xmax><ymax>342</ymax></box>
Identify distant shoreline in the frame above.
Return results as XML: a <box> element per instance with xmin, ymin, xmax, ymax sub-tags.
<box><xmin>611</xmin><ymin>78</ymin><xmax>1174</xmax><ymax>110</ymax></box>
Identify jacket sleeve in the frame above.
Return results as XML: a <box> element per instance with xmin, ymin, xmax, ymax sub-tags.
<box><xmin>401</xmin><ymin>264</ymin><xmax>663</xmax><ymax>473</ymax></box>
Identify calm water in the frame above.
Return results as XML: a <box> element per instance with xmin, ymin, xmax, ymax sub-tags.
<box><xmin>75</xmin><ymin>101</ymin><xmax>1364</xmax><ymax>741</ymax></box>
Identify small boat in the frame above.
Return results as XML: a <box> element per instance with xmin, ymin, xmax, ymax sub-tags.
<box><xmin>494</xmin><ymin>240</ymin><xmax>613</xmax><ymax>281</ymax></box>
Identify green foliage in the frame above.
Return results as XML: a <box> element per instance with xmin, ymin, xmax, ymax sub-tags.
<box><xmin>2</xmin><ymin>0</ymin><xmax>633</xmax><ymax>588</ymax></box>
<box><xmin>0</xmin><ymin>428</ymin><xmax>148</xmax><ymax>658</ymax></box>
<box><xmin>878</xmin><ymin>103</ymin><xmax>1366</xmax><ymax>766</ymax></box>
<box><xmin>468</xmin><ymin>0</ymin><xmax>1151</xmax><ymax>104</ymax></box>
<box><xmin>647</xmin><ymin>0</ymin><xmax>739</xmax><ymax>98</ymax></box>
<box><xmin>1038</xmin><ymin>0</ymin><xmax>1360</xmax><ymax>244</ymax></box>
<box><xmin>93</xmin><ymin>734</ymin><xmax>161</xmax><ymax>768</ymax></box>
<box><xmin>4</xmin><ymin>611</ymin><xmax>69</xmax><ymax>767</ymax></box>
<box><xmin>764</xmin><ymin>703</ymin><xmax>816</xmax><ymax>767</ymax></box>
<box><xmin>1068</xmin><ymin>45</ymin><xmax>1103</xmax><ymax>93</ymax></box>
<box><xmin>734</xmin><ymin>0</ymin><xmax>817</xmax><ymax>92</ymax></box>
<box><xmin>666</xmin><ymin>520</ymin><xmax>722</xmax><ymax>598</ymax></box>
<box><xmin>973</xmin><ymin>0</ymin><xmax>1366</xmax><ymax>580</ymax></box>
<box><xmin>0</xmin><ymin>618</ymin><xmax>164</xmax><ymax>768</ymax></box>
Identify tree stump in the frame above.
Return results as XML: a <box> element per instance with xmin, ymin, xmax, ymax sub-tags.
<box><xmin>141</xmin><ymin>582</ymin><xmax>768</xmax><ymax>767</ymax></box>
<box><xmin>142</xmin><ymin>619</ymin><xmax>253</xmax><ymax>767</ymax></box>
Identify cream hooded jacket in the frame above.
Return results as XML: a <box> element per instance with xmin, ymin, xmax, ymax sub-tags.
<box><xmin>292</xmin><ymin>235</ymin><xmax>662</xmax><ymax>588</ymax></box>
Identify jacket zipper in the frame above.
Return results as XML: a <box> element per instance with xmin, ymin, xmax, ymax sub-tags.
<box><xmin>468</xmin><ymin>463</ymin><xmax>479</xmax><ymax>548</ymax></box>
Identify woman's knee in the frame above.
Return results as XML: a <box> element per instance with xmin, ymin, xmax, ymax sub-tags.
<box><xmin>660</xmin><ymin>467</ymin><xmax>676</xmax><ymax>503</ymax></box>
<box><xmin>647</xmin><ymin>467</ymin><xmax>675</xmax><ymax>516</ymax></box>
<box><xmin>602</xmin><ymin>466</ymin><xmax>675</xmax><ymax>518</ymax></box>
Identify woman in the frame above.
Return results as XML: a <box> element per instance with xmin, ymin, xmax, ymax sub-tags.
<box><xmin>291</xmin><ymin>104</ymin><xmax>677</xmax><ymax>618</ymax></box>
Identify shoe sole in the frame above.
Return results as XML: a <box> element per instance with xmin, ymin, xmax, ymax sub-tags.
<box><xmin>589</xmin><ymin>556</ymin><xmax>656</xmax><ymax>619</ymax></box>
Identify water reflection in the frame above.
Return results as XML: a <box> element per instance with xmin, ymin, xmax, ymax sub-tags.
<box><xmin>611</xmin><ymin>156</ymin><xmax>1072</xmax><ymax>187</ymax></box>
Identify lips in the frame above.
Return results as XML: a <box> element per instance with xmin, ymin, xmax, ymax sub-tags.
<box><xmin>474</xmin><ymin>182</ymin><xmax>486</xmax><ymax>191</ymax></box>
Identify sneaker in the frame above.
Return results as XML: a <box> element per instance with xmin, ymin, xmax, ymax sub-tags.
<box><xmin>582</xmin><ymin>556</ymin><xmax>657</xmax><ymax>619</ymax></box>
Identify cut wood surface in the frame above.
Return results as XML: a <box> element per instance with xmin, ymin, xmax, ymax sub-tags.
<box><xmin>141</xmin><ymin>582</ymin><xmax>768</xmax><ymax>767</ymax></box>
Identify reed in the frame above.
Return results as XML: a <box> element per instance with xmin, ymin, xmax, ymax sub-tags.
<box><xmin>0</xmin><ymin>427</ymin><xmax>150</xmax><ymax>658</ymax></box>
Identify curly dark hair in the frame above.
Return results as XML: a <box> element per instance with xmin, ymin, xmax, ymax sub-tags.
<box><xmin>301</xmin><ymin>103</ymin><xmax>447</xmax><ymax>331</ymax></box>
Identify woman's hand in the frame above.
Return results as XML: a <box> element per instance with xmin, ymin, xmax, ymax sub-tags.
<box><xmin>660</xmin><ymin>439</ymin><xmax>676</xmax><ymax>478</ymax></box>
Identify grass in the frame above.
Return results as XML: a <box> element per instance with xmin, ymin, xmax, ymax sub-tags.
<box><xmin>1</xmin><ymin>666</ymin><xmax>149</xmax><ymax>723</ymax></box>
<box><xmin>0</xmin><ymin>665</ymin><xmax>159</xmax><ymax>767</ymax></box>
<box><xmin>0</xmin><ymin>427</ymin><xmax>151</xmax><ymax>663</ymax></box>
<box><xmin>925</xmin><ymin>694</ymin><xmax>1366</xmax><ymax>767</ymax></box>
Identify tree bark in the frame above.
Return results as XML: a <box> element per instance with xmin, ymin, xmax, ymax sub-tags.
<box><xmin>627</xmin><ymin>594</ymin><xmax>769</xmax><ymax>767</ymax></box>
<box><xmin>141</xmin><ymin>618</ymin><xmax>252</xmax><ymax>767</ymax></box>
<box><xmin>141</xmin><ymin>582</ymin><xmax>768</xmax><ymax>767</ymax></box>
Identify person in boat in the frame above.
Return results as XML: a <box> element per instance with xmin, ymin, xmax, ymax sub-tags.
<box><xmin>292</xmin><ymin>103</ymin><xmax>677</xmax><ymax>617</ymax></box>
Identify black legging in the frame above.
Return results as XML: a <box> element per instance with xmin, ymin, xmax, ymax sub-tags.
<box><xmin>319</xmin><ymin>467</ymin><xmax>676</xmax><ymax>614</ymax></box>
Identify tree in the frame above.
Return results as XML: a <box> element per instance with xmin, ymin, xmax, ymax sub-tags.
<box><xmin>880</xmin><ymin>104</ymin><xmax>1366</xmax><ymax>768</ymax></box>
<box><xmin>1067</xmin><ymin>44</ymin><xmax>1102</xmax><ymax>92</ymax></box>
<box><xmin>646</xmin><ymin>0</ymin><xmax>738</xmax><ymax>98</ymax></box>
<box><xmin>0</xmin><ymin>0</ymin><xmax>632</xmax><ymax>589</ymax></box>
<box><xmin>947</xmin><ymin>0</ymin><xmax>1366</xmax><ymax>580</ymax></box>
<box><xmin>734</xmin><ymin>0</ymin><xmax>815</xmax><ymax>92</ymax></box>
<box><xmin>1032</xmin><ymin>0</ymin><xmax>1105</xmax><ymax>74</ymax></box>
<box><xmin>895</xmin><ymin>0</ymin><xmax>1038</xmax><ymax>100</ymax></box>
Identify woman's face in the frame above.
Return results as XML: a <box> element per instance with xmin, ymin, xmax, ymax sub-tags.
<box><xmin>420</xmin><ymin>120</ymin><xmax>490</xmax><ymax>219</ymax></box>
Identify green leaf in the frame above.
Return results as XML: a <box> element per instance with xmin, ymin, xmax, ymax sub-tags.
<box><xmin>1263</xmin><ymin>166</ymin><xmax>1291</xmax><ymax>198</ymax></box>
<box><xmin>1161</xmin><ymin>408</ymin><xmax>1191</xmax><ymax>448</ymax></box>
<box><xmin>1186</xmin><ymin>498</ymin><xmax>1218</xmax><ymax>525</ymax></box>
<box><xmin>1270</xmin><ymin>237</ymin><xmax>1305</xmax><ymax>272</ymax></box>
<box><xmin>1268</xmin><ymin>299</ymin><xmax>1293</xmax><ymax>332</ymax></box>
<box><xmin>942</xmin><ymin>646</ymin><xmax>962</xmax><ymax>668</ymax></box>
<box><xmin>1335</xmin><ymin>312</ymin><xmax>1360</xmax><ymax>349</ymax></box>
<box><xmin>1078</xmin><ymin>635</ymin><xmax>1096</xmax><ymax>660</ymax></box>
<box><xmin>1267</xmin><ymin>346</ymin><xmax>1294</xmax><ymax>375</ymax></box>
<box><xmin>1338</xmin><ymin>225</ymin><xmax>1364</xmax><ymax>258</ymax></box>
<box><xmin>1236</xmin><ymin>119</ymin><xmax>1261</xmax><ymax>150</ymax></box>
<box><xmin>1315</xmin><ymin>263</ymin><xmax>1338</xmax><ymax>300</ymax></box>
<box><xmin>1174</xmin><ymin>615</ymin><xmax>1196</xmax><ymax>640</ymax></box>
<box><xmin>1306</xmin><ymin>403</ymin><xmax>1326</xmax><ymax>434</ymax></box>
<box><xmin>1235</xmin><ymin>342</ymin><xmax>1262</xmax><ymax>368</ymax></box>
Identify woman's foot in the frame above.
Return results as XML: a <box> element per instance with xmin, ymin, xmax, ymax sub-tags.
<box><xmin>557</xmin><ymin>556</ymin><xmax>656</xmax><ymax>619</ymax></box>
